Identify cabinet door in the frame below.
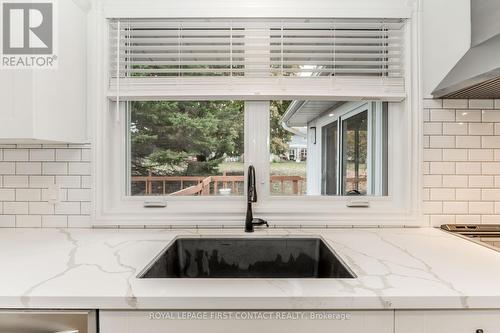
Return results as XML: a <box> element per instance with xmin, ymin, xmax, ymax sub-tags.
<box><xmin>396</xmin><ymin>310</ymin><xmax>500</xmax><ymax>333</ymax></box>
<box><xmin>100</xmin><ymin>310</ymin><xmax>393</xmax><ymax>333</ymax></box>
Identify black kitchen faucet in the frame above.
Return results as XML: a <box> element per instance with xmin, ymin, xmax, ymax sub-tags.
<box><xmin>245</xmin><ymin>165</ymin><xmax>269</xmax><ymax>232</ymax></box>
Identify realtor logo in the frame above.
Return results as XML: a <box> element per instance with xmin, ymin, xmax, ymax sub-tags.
<box><xmin>1</xmin><ymin>0</ymin><xmax>57</xmax><ymax>68</ymax></box>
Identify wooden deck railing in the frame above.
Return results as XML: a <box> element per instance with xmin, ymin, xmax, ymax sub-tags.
<box><xmin>131</xmin><ymin>174</ymin><xmax>305</xmax><ymax>196</ymax></box>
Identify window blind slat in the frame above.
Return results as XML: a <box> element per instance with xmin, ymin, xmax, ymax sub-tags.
<box><xmin>109</xmin><ymin>18</ymin><xmax>405</xmax><ymax>79</ymax></box>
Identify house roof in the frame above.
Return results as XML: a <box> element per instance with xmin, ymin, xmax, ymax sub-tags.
<box><xmin>282</xmin><ymin>100</ymin><xmax>344</xmax><ymax>127</ymax></box>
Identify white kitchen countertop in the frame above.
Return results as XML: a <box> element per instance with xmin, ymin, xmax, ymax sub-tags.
<box><xmin>1</xmin><ymin>227</ymin><xmax>500</xmax><ymax>310</ymax></box>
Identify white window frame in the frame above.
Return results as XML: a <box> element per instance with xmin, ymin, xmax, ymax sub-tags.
<box><xmin>92</xmin><ymin>4</ymin><xmax>422</xmax><ymax>227</ymax></box>
<box><xmin>306</xmin><ymin>101</ymin><xmax>386</xmax><ymax>197</ymax></box>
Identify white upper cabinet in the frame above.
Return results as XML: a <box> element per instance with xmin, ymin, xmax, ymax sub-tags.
<box><xmin>0</xmin><ymin>0</ymin><xmax>89</xmax><ymax>143</ymax></box>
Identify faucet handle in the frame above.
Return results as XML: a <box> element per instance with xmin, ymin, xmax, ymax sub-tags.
<box><xmin>252</xmin><ymin>218</ymin><xmax>269</xmax><ymax>228</ymax></box>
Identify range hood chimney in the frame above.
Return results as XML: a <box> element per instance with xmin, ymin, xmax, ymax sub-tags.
<box><xmin>432</xmin><ymin>0</ymin><xmax>500</xmax><ymax>99</ymax></box>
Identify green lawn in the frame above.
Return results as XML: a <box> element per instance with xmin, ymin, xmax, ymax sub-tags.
<box><xmin>218</xmin><ymin>161</ymin><xmax>306</xmax><ymax>177</ymax></box>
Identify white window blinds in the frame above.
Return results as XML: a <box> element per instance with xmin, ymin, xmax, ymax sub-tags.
<box><xmin>108</xmin><ymin>18</ymin><xmax>406</xmax><ymax>100</ymax></box>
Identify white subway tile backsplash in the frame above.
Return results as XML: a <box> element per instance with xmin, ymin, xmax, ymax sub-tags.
<box><xmin>456</xmin><ymin>110</ymin><xmax>481</xmax><ymax>122</ymax></box>
<box><xmin>423</xmin><ymin>149</ymin><xmax>442</xmax><ymax>161</ymax></box>
<box><xmin>4</xmin><ymin>176</ymin><xmax>29</xmax><ymax>188</ymax></box>
<box><xmin>423</xmin><ymin>202</ymin><xmax>442</xmax><ymax>214</ymax></box>
<box><xmin>442</xmin><ymin>201</ymin><xmax>468</xmax><ymax>214</ymax></box>
<box><xmin>430</xmin><ymin>215</ymin><xmax>456</xmax><ymax>227</ymax></box>
<box><xmin>80</xmin><ymin>202</ymin><xmax>91</xmax><ymax>215</ymax></box>
<box><xmin>42</xmin><ymin>162</ymin><xmax>68</xmax><ymax>175</ymax></box>
<box><xmin>482</xmin><ymin>189</ymin><xmax>500</xmax><ymax>201</ymax></box>
<box><xmin>424</xmin><ymin>123</ymin><xmax>442</xmax><ymax>135</ymax></box>
<box><xmin>55</xmin><ymin>202</ymin><xmax>81</xmax><ymax>215</ymax></box>
<box><xmin>456</xmin><ymin>215</ymin><xmax>481</xmax><ymax>224</ymax></box>
<box><xmin>0</xmin><ymin>216</ymin><xmax>16</xmax><ymax>228</ymax></box>
<box><xmin>29</xmin><ymin>149</ymin><xmax>55</xmax><ymax>161</ymax></box>
<box><xmin>81</xmin><ymin>176</ymin><xmax>92</xmax><ymax>189</ymax></box>
<box><xmin>469</xmin><ymin>175</ymin><xmax>494</xmax><ymax>188</ymax></box>
<box><xmin>423</xmin><ymin>99</ymin><xmax>443</xmax><ymax>108</ymax></box>
<box><xmin>29</xmin><ymin>202</ymin><xmax>54</xmax><ymax>215</ymax></box>
<box><xmin>442</xmin><ymin>149</ymin><xmax>467</xmax><ymax>161</ymax></box>
<box><xmin>469</xmin><ymin>99</ymin><xmax>494</xmax><ymax>109</ymax></box>
<box><xmin>423</xmin><ymin>109</ymin><xmax>430</xmax><ymax>122</ymax></box>
<box><xmin>481</xmin><ymin>215</ymin><xmax>500</xmax><ymax>224</ymax></box>
<box><xmin>0</xmin><ymin>144</ymin><xmax>91</xmax><ymax>229</ymax></box>
<box><xmin>17</xmin><ymin>144</ymin><xmax>42</xmax><ymax>149</ymax></box>
<box><xmin>456</xmin><ymin>136</ymin><xmax>481</xmax><ymax>148</ymax></box>
<box><xmin>0</xmin><ymin>162</ymin><xmax>16</xmax><ymax>174</ymax></box>
<box><xmin>423</xmin><ymin>175</ymin><xmax>442</xmax><ymax>188</ymax></box>
<box><xmin>469</xmin><ymin>202</ymin><xmax>494</xmax><ymax>214</ymax></box>
<box><xmin>430</xmin><ymin>109</ymin><xmax>455</xmax><ymax>122</ymax></box>
<box><xmin>0</xmin><ymin>189</ymin><xmax>15</xmax><ymax>201</ymax></box>
<box><xmin>468</xmin><ymin>149</ymin><xmax>494</xmax><ymax>161</ymax></box>
<box><xmin>424</xmin><ymin>99</ymin><xmax>500</xmax><ymax>225</ymax></box>
<box><xmin>469</xmin><ymin>123</ymin><xmax>494</xmax><ymax>135</ymax></box>
<box><xmin>15</xmin><ymin>162</ymin><xmax>42</xmax><ymax>175</ymax></box>
<box><xmin>42</xmin><ymin>216</ymin><xmax>68</xmax><ymax>228</ymax></box>
<box><xmin>482</xmin><ymin>136</ymin><xmax>500</xmax><ymax>148</ymax></box>
<box><xmin>442</xmin><ymin>175</ymin><xmax>468</xmax><ymax>187</ymax></box>
<box><xmin>482</xmin><ymin>162</ymin><xmax>500</xmax><ymax>174</ymax></box>
<box><xmin>456</xmin><ymin>189</ymin><xmax>481</xmax><ymax>201</ymax></box>
<box><xmin>3</xmin><ymin>149</ymin><xmax>28</xmax><ymax>161</ymax></box>
<box><xmin>456</xmin><ymin>162</ymin><xmax>481</xmax><ymax>175</ymax></box>
<box><xmin>423</xmin><ymin>136</ymin><xmax>430</xmax><ymax>148</ymax></box>
<box><xmin>55</xmin><ymin>176</ymin><xmax>81</xmax><ymax>188</ymax></box>
<box><xmin>443</xmin><ymin>99</ymin><xmax>468</xmax><ymax>109</ymax></box>
<box><xmin>68</xmin><ymin>188</ymin><xmax>91</xmax><ymax>202</ymax></box>
<box><xmin>41</xmin><ymin>188</ymin><xmax>67</xmax><ymax>202</ymax></box>
<box><xmin>16</xmin><ymin>215</ymin><xmax>41</xmax><ymax>228</ymax></box>
<box><xmin>443</xmin><ymin>123</ymin><xmax>467</xmax><ymax>135</ymax></box>
<box><xmin>15</xmin><ymin>189</ymin><xmax>41</xmax><ymax>201</ymax></box>
<box><xmin>482</xmin><ymin>110</ymin><xmax>500</xmax><ymax>122</ymax></box>
<box><xmin>29</xmin><ymin>176</ymin><xmax>55</xmax><ymax>188</ymax></box>
<box><xmin>429</xmin><ymin>136</ymin><xmax>455</xmax><ymax>148</ymax></box>
<box><xmin>4</xmin><ymin>202</ymin><xmax>29</xmax><ymax>215</ymax></box>
<box><xmin>68</xmin><ymin>216</ymin><xmax>91</xmax><ymax>228</ymax></box>
<box><xmin>56</xmin><ymin>149</ymin><xmax>81</xmax><ymax>161</ymax></box>
<box><xmin>429</xmin><ymin>162</ymin><xmax>455</xmax><ymax>175</ymax></box>
<box><xmin>68</xmin><ymin>162</ymin><xmax>90</xmax><ymax>175</ymax></box>
<box><xmin>430</xmin><ymin>188</ymin><xmax>455</xmax><ymax>201</ymax></box>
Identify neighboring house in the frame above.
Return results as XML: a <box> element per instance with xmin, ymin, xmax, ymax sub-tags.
<box><xmin>287</xmin><ymin>131</ymin><xmax>307</xmax><ymax>162</ymax></box>
<box><xmin>282</xmin><ymin>101</ymin><xmax>388</xmax><ymax>196</ymax></box>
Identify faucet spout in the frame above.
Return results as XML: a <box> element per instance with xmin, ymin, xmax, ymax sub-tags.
<box><xmin>245</xmin><ymin>165</ymin><xmax>268</xmax><ymax>232</ymax></box>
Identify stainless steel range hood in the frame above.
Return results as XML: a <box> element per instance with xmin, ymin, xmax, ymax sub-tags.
<box><xmin>432</xmin><ymin>0</ymin><xmax>500</xmax><ymax>99</ymax></box>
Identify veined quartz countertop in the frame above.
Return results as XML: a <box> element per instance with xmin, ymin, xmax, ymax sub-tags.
<box><xmin>1</xmin><ymin>227</ymin><xmax>499</xmax><ymax>310</ymax></box>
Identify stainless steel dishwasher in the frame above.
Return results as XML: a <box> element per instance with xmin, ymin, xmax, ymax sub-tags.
<box><xmin>0</xmin><ymin>310</ymin><xmax>96</xmax><ymax>333</ymax></box>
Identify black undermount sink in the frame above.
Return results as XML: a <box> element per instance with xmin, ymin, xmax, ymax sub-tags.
<box><xmin>139</xmin><ymin>237</ymin><xmax>356</xmax><ymax>279</ymax></box>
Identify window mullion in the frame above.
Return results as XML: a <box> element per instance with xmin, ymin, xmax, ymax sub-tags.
<box><xmin>244</xmin><ymin>101</ymin><xmax>270</xmax><ymax>202</ymax></box>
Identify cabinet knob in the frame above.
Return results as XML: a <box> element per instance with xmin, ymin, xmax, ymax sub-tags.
<box><xmin>476</xmin><ymin>329</ymin><xmax>484</xmax><ymax>333</ymax></box>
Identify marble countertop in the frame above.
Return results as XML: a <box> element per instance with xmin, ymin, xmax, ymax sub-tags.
<box><xmin>1</xmin><ymin>227</ymin><xmax>500</xmax><ymax>310</ymax></box>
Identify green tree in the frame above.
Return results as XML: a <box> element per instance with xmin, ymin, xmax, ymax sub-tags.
<box><xmin>270</xmin><ymin>100</ymin><xmax>293</xmax><ymax>156</ymax></box>
<box><xmin>130</xmin><ymin>101</ymin><xmax>244</xmax><ymax>176</ymax></box>
<box><xmin>130</xmin><ymin>100</ymin><xmax>293</xmax><ymax>176</ymax></box>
